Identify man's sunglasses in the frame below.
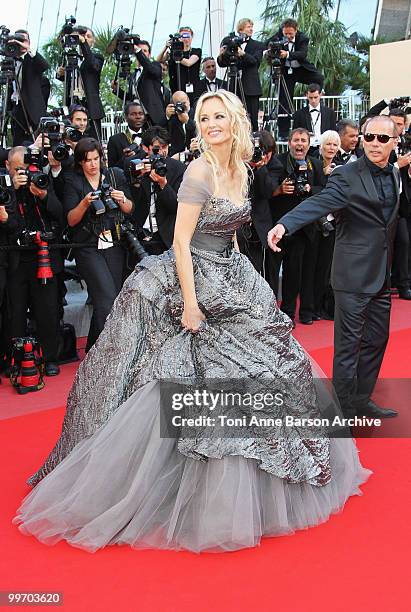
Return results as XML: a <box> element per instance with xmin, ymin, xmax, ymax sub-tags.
<box><xmin>363</xmin><ymin>133</ymin><xmax>397</xmax><ymax>144</ymax></box>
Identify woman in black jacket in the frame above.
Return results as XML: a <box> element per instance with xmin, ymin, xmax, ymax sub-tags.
<box><xmin>64</xmin><ymin>138</ymin><xmax>133</xmax><ymax>349</ymax></box>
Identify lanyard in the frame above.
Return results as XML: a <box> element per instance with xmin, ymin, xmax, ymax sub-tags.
<box><xmin>310</xmin><ymin>110</ymin><xmax>321</xmax><ymax>131</ymax></box>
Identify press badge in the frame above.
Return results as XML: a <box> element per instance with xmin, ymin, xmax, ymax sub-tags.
<box><xmin>287</xmin><ymin>67</ymin><xmax>293</xmax><ymax>74</ymax></box>
<box><xmin>185</xmin><ymin>83</ymin><xmax>194</xmax><ymax>93</ymax></box>
<box><xmin>98</xmin><ymin>230</ymin><xmax>113</xmax><ymax>250</ymax></box>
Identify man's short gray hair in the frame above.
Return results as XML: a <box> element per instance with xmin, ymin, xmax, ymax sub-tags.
<box><xmin>337</xmin><ymin>119</ymin><xmax>358</xmax><ymax>135</ymax></box>
<box><xmin>363</xmin><ymin>114</ymin><xmax>397</xmax><ymax>137</ymax></box>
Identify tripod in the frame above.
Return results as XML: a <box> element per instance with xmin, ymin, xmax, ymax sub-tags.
<box><xmin>112</xmin><ymin>53</ymin><xmax>150</xmax><ymax>134</ymax></box>
<box><xmin>0</xmin><ymin>56</ymin><xmax>34</xmax><ymax>146</ymax></box>
<box><xmin>223</xmin><ymin>61</ymin><xmax>246</xmax><ymax>107</ymax></box>
<box><xmin>263</xmin><ymin>63</ymin><xmax>294</xmax><ymax>139</ymax></box>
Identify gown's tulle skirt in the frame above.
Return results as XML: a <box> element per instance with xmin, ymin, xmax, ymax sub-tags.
<box><xmin>13</xmin><ymin>248</ymin><xmax>371</xmax><ymax>553</ymax></box>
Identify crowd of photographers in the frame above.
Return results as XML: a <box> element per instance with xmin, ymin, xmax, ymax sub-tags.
<box><xmin>0</xmin><ymin>16</ymin><xmax>410</xmax><ymax>382</ymax></box>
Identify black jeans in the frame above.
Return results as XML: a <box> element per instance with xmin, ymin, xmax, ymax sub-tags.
<box><xmin>75</xmin><ymin>245</ymin><xmax>126</xmax><ymax>350</ymax></box>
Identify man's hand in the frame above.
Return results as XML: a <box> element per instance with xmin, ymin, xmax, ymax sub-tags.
<box><xmin>273</xmin><ymin>178</ymin><xmax>294</xmax><ymax>197</ymax></box>
<box><xmin>397</xmin><ymin>153</ymin><xmax>411</xmax><ymax>169</ymax></box>
<box><xmin>31</xmin><ymin>133</ymin><xmax>50</xmax><ymax>150</ymax></box>
<box><xmin>57</xmin><ymin>66</ymin><xmax>65</xmax><ymax>78</ymax></box>
<box><xmin>166</xmin><ymin>104</ymin><xmax>176</xmax><ymax>120</ymax></box>
<box><xmin>12</xmin><ymin>37</ymin><xmax>30</xmax><ymax>53</ymax></box>
<box><xmin>29</xmin><ymin>183</ymin><xmax>47</xmax><ymax>200</ymax></box>
<box><xmin>178</xmin><ymin>111</ymin><xmax>189</xmax><ymax>124</ymax></box>
<box><xmin>111</xmin><ymin>80</ymin><xmax>118</xmax><ymax>93</ymax></box>
<box><xmin>237</xmin><ymin>48</ymin><xmax>245</xmax><ymax>57</ymax></box>
<box><xmin>189</xmin><ymin>137</ymin><xmax>200</xmax><ymax>153</ymax></box>
<box><xmin>0</xmin><ymin>205</ymin><xmax>8</xmax><ymax>223</ymax></box>
<box><xmin>150</xmin><ymin>169</ymin><xmax>167</xmax><ymax>189</ymax></box>
<box><xmin>280</xmin><ymin>50</ymin><xmax>288</xmax><ymax>58</ymax></box>
<box><xmin>47</xmin><ymin>151</ymin><xmax>61</xmax><ymax>169</ymax></box>
<box><xmin>304</xmin><ymin>183</ymin><xmax>311</xmax><ymax>193</ymax></box>
<box><xmin>267</xmin><ymin>224</ymin><xmax>286</xmax><ymax>252</ymax></box>
<box><xmin>79</xmin><ymin>35</ymin><xmax>86</xmax><ymax>44</ymax></box>
<box><xmin>122</xmin><ymin>146</ymin><xmax>138</xmax><ymax>158</ymax></box>
<box><xmin>12</xmin><ymin>168</ymin><xmax>28</xmax><ymax>190</ymax></box>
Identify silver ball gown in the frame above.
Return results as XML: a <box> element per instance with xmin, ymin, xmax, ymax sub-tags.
<box><xmin>13</xmin><ymin>157</ymin><xmax>371</xmax><ymax>553</ymax></box>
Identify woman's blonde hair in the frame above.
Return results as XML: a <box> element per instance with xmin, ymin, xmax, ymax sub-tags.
<box><xmin>194</xmin><ymin>89</ymin><xmax>254</xmax><ymax>200</ymax></box>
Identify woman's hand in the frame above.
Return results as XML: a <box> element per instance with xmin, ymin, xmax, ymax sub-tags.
<box><xmin>81</xmin><ymin>192</ymin><xmax>97</xmax><ymax>208</ymax></box>
<box><xmin>181</xmin><ymin>305</ymin><xmax>206</xmax><ymax>333</ymax></box>
<box><xmin>110</xmin><ymin>189</ymin><xmax>126</xmax><ymax>205</ymax></box>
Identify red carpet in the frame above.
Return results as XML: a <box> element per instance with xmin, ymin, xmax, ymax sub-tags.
<box><xmin>1</xmin><ymin>300</ymin><xmax>410</xmax><ymax>612</ymax></box>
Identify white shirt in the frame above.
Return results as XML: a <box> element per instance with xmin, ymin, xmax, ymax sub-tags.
<box><xmin>143</xmin><ymin>186</ymin><xmax>158</xmax><ymax>233</ymax></box>
<box><xmin>309</xmin><ymin>104</ymin><xmax>321</xmax><ymax>146</ymax></box>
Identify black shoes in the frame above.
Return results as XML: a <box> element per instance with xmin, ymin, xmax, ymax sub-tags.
<box><xmin>398</xmin><ymin>289</ymin><xmax>411</xmax><ymax>300</ymax></box>
<box><xmin>300</xmin><ymin>317</ymin><xmax>313</xmax><ymax>325</ymax></box>
<box><xmin>45</xmin><ymin>362</ymin><xmax>60</xmax><ymax>376</ymax></box>
<box><xmin>357</xmin><ymin>400</ymin><xmax>398</xmax><ymax>419</ymax></box>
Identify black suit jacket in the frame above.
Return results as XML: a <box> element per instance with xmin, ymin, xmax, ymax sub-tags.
<box><xmin>117</xmin><ymin>53</ymin><xmax>167</xmax><ymax>127</ymax></box>
<box><xmin>194</xmin><ymin>77</ymin><xmax>224</xmax><ymax>98</ymax></box>
<box><xmin>218</xmin><ymin>37</ymin><xmax>264</xmax><ymax>96</ymax></box>
<box><xmin>9</xmin><ymin>52</ymin><xmax>49</xmax><ymax>127</ymax></box>
<box><xmin>278</xmin><ymin>156</ymin><xmax>401</xmax><ymax>294</ymax></box>
<box><xmin>130</xmin><ymin>157</ymin><xmax>185</xmax><ymax>247</ymax></box>
<box><xmin>168</xmin><ymin>116</ymin><xmax>197</xmax><ymax>156</ymax></box>
<box><xmin>250</xmin><ymin>158</ymin><xmax>284</xmax><ymax>246</ymax></box>
<box><xmin>267</xmin><ymin>30</ymin><xmax>318</xmax><ymax>73</ymax></box>
<box><xmin>79</xmin><ymin>42</ymin><xmax>105</xmax><ymax>120</ymax></box>
<box><xmin>293</xmin><ymin>104</ymin><xmax>337</xmax><ymax>134</ymax></box>
<box><xmin>107</xmin><ymin>130</ymin><xmax>148</xmax><ymax>169</ymax></box>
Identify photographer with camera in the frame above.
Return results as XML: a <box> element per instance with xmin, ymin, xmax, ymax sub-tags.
<box><xmin>270</xmin><ymin>127</ymin><xmax>326</xmax><ymax>326</ymax></box>
<box><xmin>217</xmin><ymin>18</ymin><xmax>264</xmax><ymax>131</ymax></box>
<box><xmin>266</xmin><ymin>18</ymin><xmax>324</xmax><ymax>140</ymax></box>
<box><xmin>107</xmin><ymin>102</ymin><xmax>149</xmax><ymax>169</ymax></box>
<box><xmin>4</xmin><ymin>29</ymin><xmax>49</xmax><ymax>146</ymax></box>
<box><xmin>127</xmin><ymin>126</ymin><xmax>185</xmax><ymax>256</ymax></box>
<box><xmin>237</xmin><ymin>130</ymin><xmax>283</xmax><ymax>292</ymax></box>
<box><xmin>111</xmin><ymin>40</ymin><xmax>167</xmax><ymax>127</ymax></box>
<box><xmin>157</xmin><ymin>27</ymin><xmax>202</xmax><ymax>105</ymax></box>
<box><xmin>63</xmin><ymin>138</ymin><xmax>133</xmax><ymax>350</ymax></box>
<box><xmin>166</xmin><ymin>91</ymin><xmax>197</xmax><ymax>156</ymax></box>
<box><xmin>5</xmin><ymin>146</ymin><xmax>63</xmax><ymax>376</ymax></box>
<box><xmin>56</xmin><ymin>23</ymin><xmax>104</xmax><ymax>142</ymax></box>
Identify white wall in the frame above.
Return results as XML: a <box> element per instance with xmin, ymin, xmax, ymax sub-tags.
<box><xmin>370</xmin><ymin>39</ymin><xmax>411</xmax><ymax>104</ymax></box>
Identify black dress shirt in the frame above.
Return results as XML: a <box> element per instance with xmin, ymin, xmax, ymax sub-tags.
<box><xmin>364</xmin><ymin>156</ymin><xmax>396</xmax><ymax>222</ymax></box>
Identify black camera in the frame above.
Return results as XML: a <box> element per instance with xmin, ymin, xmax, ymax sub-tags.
<box><xmin>251</xmin><ymin>136</ymin><xmax>264</xmax><ymax>164</ymax></box>
<box><xmin>178</xmin><ymin>150</ymin><xmax>200</xmax><ymax>165</ymax></box>
<box><xmin>168</xmin><ymin>33</ymin><xmax>185</xmax><ymax>62</ymax></box>
<box><xmin>22</xmin><ymin>149</ymin><xmax>49</xmax><ymax>189</ymax></box>
<box><xmin>0</xmin><ymin>173</ymin><xmax>12</xmax><ymax>206</ymax></box>
<box><xmin>19</xmin><ymin>229</ymin><xmax>55</xmax><ymax>246</ymax></box>
<box><xmin>266</xmin><ymin>37</ymin><xmax>288</xmax><ymax>69</ymax></box>
<box><xmin>127</xmin><ymin>148</ymin><xmax>167</xmax><ymax>185</ymax></box>
<box><xmin>0</xmin><ymin>26</ymin><xmax>26</xmax><ymax>59</ymax></box>
<box><xmin>38</xmin><ymin>117</ymin><xmax>70</xmax><ymax>161</ymax></box>
<box><xmin>149</xmin><ymin>147</ymin><xmax>167</xmax><ymax>177</ymax></box>
<box><xmin>91</xmin><ymin>182</ymin><xmax>118</xmax><ymax>215</ymax></box>
<box><xmin>399</xmin><ymin>133</ymin><xmax>411</xmax><ymax>155</ymax></box>
<box><xmin>174</xmin><ymin>101</ymin><xmax>187</xmax><ymax>115</ymax></box>
<box><xmin>113</xmin><ymin>27</ymin><xmax>140</xmax><ymax>55</ymax></box>
<box><xmin>288</xmin><ymin>160</ymin><xmax>309</xmax><ymax>198</ymax></box>
<box><xmin>63</xmin><ymin>125</ymin><xmax>84</xmax><ymax>143</ymax></box>
<box><xmin>220</xmin><ymin>32</ymin><xmax>245</xmax><ymax>65</ymax></box>
<box><xmin>120</xmin><ymin>221</ymin><xmax>148</xmax><ymax>262</ymax></box>
<box><xmin>389</xmin><ymin>97</ymin><xmax>410</xmax><ymax>110</ymax></box>
<box><xmin>49</xmin><ymin>106</ymin><xmax>69</xmax><ymax>119</ymax></box>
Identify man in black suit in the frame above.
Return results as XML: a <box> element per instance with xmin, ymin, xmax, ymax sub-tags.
<box><xmin>269</xmin><ymin>128</ymin><xmax>326</xmax><ymax>325</ymax></box>
<box><xmin>166</xmin><ymin>92</ymin><xmax>197</xmax><ymax>157</ymax></box>
<box><xmin>193</xmin><ymin>57</ymin><xmax>224</xmax><ymax>106</ymax></box>
<box><xmin>267</xmin><ymin>18</ymin><xmax>324</xmax><ymax>139</ymax></box>
<box><xmin>129</xmin><ymin>127</ymin><xmax>185</xmax><ymax>255</ymax></box>
<box><xmin>112</xmin><ymin>40</ymin><xmax>166</xmax><ymax>127</ymax></box>
<box><xmin>292</xmin><ymin>83</ymin><xmax>337</xmax><ymax>153</ymax></box>
<box><xmin>5</xmin><ymin>146</ymin><xmax>64</xmax><ymax>376</ymax></box>
<box><xmin>269</xmin><ymin>115</ymin><xmax>401</xmax><ymax>419</ymax></box>
<box><xmin>7</xmin><ymin>30</ymin><xmax>49</xmax><ymax>146</ymax></box>
<box><xmin>107</xmin><ymin>102</ymin><xmax>149</xmax><ymax>169</ymax></box>
<box><xmin>218</xmin><ymin>18</ymin><xmax>264</xmax><ymax>130</ymax></box>
<box><xmin>334</xmin><ymin>119</ymin><xmax>363</xmax><ymax>165</ymax></box>
<box><xmin>57</xmin><ymin>28</ymin><xmax>104</xmax><ymax>141</ymax></box>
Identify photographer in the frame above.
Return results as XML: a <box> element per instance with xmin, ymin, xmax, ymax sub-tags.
<box><xmin>57</xmin><ymin>27</ymin><xmax>104</xmax><ymax>141</ymax></box>
<box><xmin>107</xmin><ymin>102</ymin><xmax>149</xmax><ymax>169</ymax></box>
<box><xmin>271</xmin><ymin>128</ymin><xmax>326</xmax><ymax>326</ymax></box>
<box><xmin>157</xmin><ymin>26</ymin><xmax>201</xmax><ymax>104</ymax></box>
<box><xmin>166</xmin><ymin>91</ymin><xmax>196</xmax><ymax>156</ymax></box>
<box><xmin>6</xmin><ymin>29</ymin><xmax>49</xmax><ymax>146</ymax></box>
<box><xmin>266</xmin><ymin>18</ymin><xmax>324</xmax><ymax>140</ymax></box>
<box><xmin>112</xmin><ymin>40</ymin><xmax>166</xmax><ymax>127</ymax></box>
<box><xmin>63</xmin><ymin>138</ymin><xmax>133</xmax><ymax>350</ymax></box>
<box><xmin>128</xmin><ymin>126</ymin><xmax>185</xmax><ymax>256</ymax></box>
<box><xmin>237</xmin><ymin>130</ymin><xmax>283</xmax><ymax>292</ymax></box>
<box><xmin>5</xmin><ymin>146</ymin><xmax>63</xmax><ymax>375</ymax></box>
<box><xmin>217</xmin><ymin>18</ymin><xmax>264</xmax><ymax>131</ymax></box>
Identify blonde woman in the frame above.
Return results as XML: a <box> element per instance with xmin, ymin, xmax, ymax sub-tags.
<box><xmin>14</xmin><ymin>91</ymin><xmax>370</xmax><ymax>553</ymax></box>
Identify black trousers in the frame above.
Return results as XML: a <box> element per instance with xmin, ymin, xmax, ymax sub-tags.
<box><xmin>75</xmin><ymin>245</ymin><xmax>126</xmax><ymax>351</ymax></box>
<box><xmin>333</xmin><ymin>288</ymin><xmax>391</xmax><ymax>413</ymax></box>
<box><xmin>277</xmin><ymin>66</ymin><xmax>324</xmax><ymax>137</ymax></box>
<box><xmin>244</xmin><ymin>95</ymin><xmax>260</xmax><ymax>131</ymax></box>
<box><xmin>11</xmin><ymin>105</ymin><xmax>35</xmax><ymax>146</ymax></box>
<box><xmin>0</xmin><ymin>265</ymin><xmax>7</xmax><ymax>365</ymax></box>
<box><xmin>281</xmin><ymin>229</ymin><xmax>320</xmax><ymax>320</ymax></box>
<box><xmin>7</xmin><ymin>259</ymin><xmax>60</xmax><ymax>361</ymax></box>
<box><xmin>313</xmin><ymin>232</ymin><xmax>335</xmax><ymax>314</ymax></box>
<box><xmin>391</xmin><ymin>217</ymin><xmax>410</xmax><ymax>290</ymax></box>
